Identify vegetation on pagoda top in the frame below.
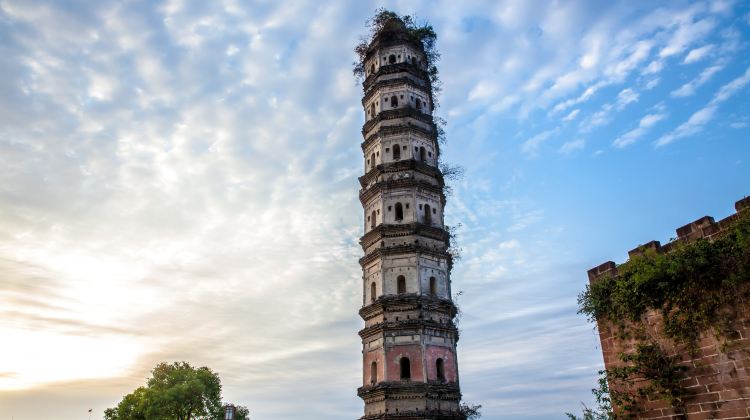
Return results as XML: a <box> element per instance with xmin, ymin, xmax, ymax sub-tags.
<box><xmin>353</xmin><ymin>8</ymin><xmax>440</xmax><ymax>91</ymax></box>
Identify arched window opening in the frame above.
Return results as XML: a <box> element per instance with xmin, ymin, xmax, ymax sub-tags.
<box><xmin>370</xmin><ymin>153</ymin><xmax>376</xmax><ymax>169</ymax></box>
<box><xmin>390</xmin><ymin>95</ymin><xmax>398</xmax><ymax>108</ymax></box>
<box><xmin>436</xmin><ymin>358</ymin><xmax>445</xmax><ymax>382</ymax></box>
<box><xmin>415</xmin><ymin>98</ymin><xmax>422</xmax><ymax>111</ymax></box>
<box><xmin>424</xmin><ymin>204</ymin><xmax>432</xmax><ymax>225</ymax></box>
<box><xmin>371</xmin><ymin>210</ymin><xmax>376</xmax><ymax>229</ymax></box>
<box><xmin>419</xmin><ymin>147</ymin><xmax>426</xmax><ymax>162</ymax></box>
<box><xmin>371</xmin><ymin>361</ymin><xmax>378</xmax><ymax>384</ymax></box>
<box><xmin>397</xmin><ymin>275</ymin><xmax>406</xmax><ymax>294</ymax></box>
<box><xmin>370</xmin><ymin>63</ymin><xmax>375</xmax><ymax>74</ymax></box>
<box><xmin>400</xmin><ymin>357</ymin><xmax>411</xmax><ymax>380</ymax></box>
<box><xmin>371</xmin><ymin>282</ymin><xmax>376</xmax><ymax>302</ymax></box>
<box><xmin>370</xmin><ymin>103</ymin><xmax>375</xmax><ymax>118</ymax></box>
<box><xmin>430</xmin><ymin>277</ymin><xmax>437</xmax><ymax>295</ymax></box>
<box><xmin>389</xmin><ymin>54</ymin><xmax>396</xmax><ymax>64</ymax></box>
<box><xmin>392</xmin><ymin>144</ymin><xmax>401</xmax><ymax>160</ymax></box>
<box><xmin>395</xmin><ymin>202</ymin><xmax>403</xmax><ymax>221</ymax></box>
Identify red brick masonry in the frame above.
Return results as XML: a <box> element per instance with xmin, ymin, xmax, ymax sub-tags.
<box><xmin>588</xmin><ymin>197</ymin><xmax>750</xmax><ymax>419</ymax></box>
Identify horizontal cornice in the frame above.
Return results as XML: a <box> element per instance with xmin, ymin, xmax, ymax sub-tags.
<box><xmin>359</xmin><ymin>294</ymin><xmax>458</xmax><ymax>321</ymax></box>
<box><xmin>358</xmin><ymin>244</ymin><xmax>452</xmax><ymax>269</ymax></box>
<box><xmin>362</xmin><ymin>76</ymin><xmax>430</xmax><ymax>106</ymax></box>
<box><xmin>359</xmin><ymin>178</ymin><xmax>445</xmax><ymax>205</ymax></box>
<box><xmin>359</xmin><ymin>159</ymin><xmax>443</xmax><ymax>189</ymax></box>
<box><xmin>362</xmin><ymin>108</ymin><xmax>435</xmax><ymax>137</ymax></box>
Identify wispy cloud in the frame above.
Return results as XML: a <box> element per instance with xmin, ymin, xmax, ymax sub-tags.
<box><xmin>551</xmin><ymin>84</ymin><xmax>601</xmax><ymax>114</ymax></box>
<box><xmin>559</xmin><ymin>139</ymin><xmax>585</xmax><ymax>155</ymax></box>
<box><xmin>659</xmin><ymin>17</ymin><xmax>716</xmax><ymax>58</ymax></box>
<box><xmin>657</xmin><ymin>67</ymin><xmax>750</xmax><ymax>147</ymax></box>
<box><xmin>613</xmin><ymin>110</ymin><xmax>667</xmax><ymax>148</ymax></box>
<box><xmin>520</xmin><ymin>129</ymin><xmax>557</xmax><ymax>157</ymax></box>
<box><xmin>671</xmin><ymin>64</ymin><xmax>723</xmax><ymax>97</ymax></box>
<box><xmin>683</xmin><ymin>44</ymin><xmax>715</xmax><ymax>63</ymax></box>
<box><xmin>580</xmin><ymin>88</ymin><xmax>639</xmax><ymax>132</ymax></box>
<box><xmin>562</xmin><ymin>109</ymin><xmax>581</xmax><ymax>122</ymax></box>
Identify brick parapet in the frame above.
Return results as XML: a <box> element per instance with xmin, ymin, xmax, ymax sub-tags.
<box><xmin>588</xmin><ymin>197</ymin><xmax>749</xmax><ymax>283</ymax></box>
<box><xmin>588</xmin><ymin>196</ymin><xmax>750</xmax><ymax>419</ymax></box>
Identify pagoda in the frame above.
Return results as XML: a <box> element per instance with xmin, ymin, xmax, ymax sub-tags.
<box><xmin>356</xmin><ymin>17</ymin><xmax>465</xmax><ymax>420</ymax></box>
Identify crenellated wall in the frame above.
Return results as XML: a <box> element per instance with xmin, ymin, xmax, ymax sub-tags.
<box><xmin>588</xmin><ymin>196</ymin><xmax>750</xmax><ymax>419</ymax></box>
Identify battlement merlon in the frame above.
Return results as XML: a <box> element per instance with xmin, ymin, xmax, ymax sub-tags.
<box><xmin>588</xmin><ymin>196</ymin><xmax>750</xmax><ymax>283</ymax></box>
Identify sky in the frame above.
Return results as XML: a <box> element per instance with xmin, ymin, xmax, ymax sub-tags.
<box><xmin>0</xmin><ymin>0</ymin><xmax>749</xmax><ymax>419</ymax></box>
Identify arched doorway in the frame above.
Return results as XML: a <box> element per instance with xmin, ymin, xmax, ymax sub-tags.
<box><xmin>400</xmin><ymin>357</ymin><xmax>411</xmax><ymax>380</ymax></box>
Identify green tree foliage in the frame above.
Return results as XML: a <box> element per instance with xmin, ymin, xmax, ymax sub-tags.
<box><xmin>105</xmin><ymin>362</ymin><xmax>226</xmax><ymax>420</ymax></box>
<box><xmin>566</xmin><ymin>370</ymin><xmax>614</xmax><ymax>420</ymax></box>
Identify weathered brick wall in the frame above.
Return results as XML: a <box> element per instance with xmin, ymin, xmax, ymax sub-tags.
<box><xmin>589</xmin><ymin>197</ymin><xmax>750</xmax><ymax>419</ymax></box>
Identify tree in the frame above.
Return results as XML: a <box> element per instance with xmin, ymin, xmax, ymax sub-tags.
<box><xmin>566</xmin><ymin>370</ymin><xmax>615</xmax><ymax>420</ymax></box>
<box><xmin>104</xmin><ymin>386</ymin><xmax>148</xmax><ymax>420</ymax></box>
<box><xmin>459</xmin><ymin>402</ymin><xmax>482</xmax><ymax>419</ymax></box>
<box><xmin>105</xmin><ymin>361</ymin><xmax>225</xmax><ymax>420</ymax></box>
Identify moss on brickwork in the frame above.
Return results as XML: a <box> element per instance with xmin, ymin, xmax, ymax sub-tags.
<box><xmin>579</xmin><ymin>211</ymin><xmax>750</xmax><ymax>348</ymax></box>
<box><xmin>578</xmin><ymin>208</ymin><xmax>750</xmax><ymax>416</ymax></box>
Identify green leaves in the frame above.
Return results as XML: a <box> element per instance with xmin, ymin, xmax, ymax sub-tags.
<box><xmin>608</xmin><ymin>343</ymin><xmax>689</xmax><ymax>414</ymax></box>
<box><xmin>105</xmin><ymin>362</ymin><xmax>224</xmax><ymax>420</ymax></box>
<box><xmin>353</xmin><ymin>8</ymin><xmax>441</xmax><ymax>89</ymax></box>
<box><xmin>565</xmin><ymin>370</ymin><xmax>615</xmax><ymax>420</ymax></box>
<box><xmin>576</xmin><ymin>213</ymin><xmax>750</xmax><ymax>415</ymax></box>
<box><xmin>578</xmin><ymin>212</ymin><xmax>750</xmax><ymax>348</ymax></box>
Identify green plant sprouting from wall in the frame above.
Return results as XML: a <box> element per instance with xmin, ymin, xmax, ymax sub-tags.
<box><xmin>577</xmin><ymin>211</ymin><xmax>750</xmax><ymax>413</ymax></box>
<box><xmin>353</xmin><ymin>8</ymin><xmax>440</xmax><ymax>97</ymax></box>
<box><xmin>566</xmin><ymin>370</ymin><xmax>615</xmax><ymax>420</ymax></box>
<box><xmin>608</xmin><ymin>343</ymin><xmax>689</xmax><ymax>414</ymax></box>
<box><xmin>579</xmin><ymin>211</ymin><xmax>750</xmax><ymax>348</ymax></box>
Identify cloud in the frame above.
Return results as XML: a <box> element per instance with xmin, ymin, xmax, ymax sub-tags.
<box><xmin>659</xmin><ymin>17</ymin><xmax>716</xmax><ymax>58</ymax></box>
<box><xmin>562</xmin><ymin>109</ymin><xmax>580</xmax><ymax>121</ymax></box>
<box><xmin>670</xmin><ymin>64</ymin><xmax>722</xmax><ymax>97</ymax></box>
<box><xmin>683</xmin><ymin>44</ymin><xmax>714</xmax><ymax>63</ymax></box>
<box><xmin>558</xmin><ymin>139</ymin><xmax>585</xmax><ymax>154</ymax></box>
<box><xmin>550</xmin><ymin>84</ymin><xmax>602</xmax><ymax>114</ymax></box>
<box><xmin>613</xmin><ymin>111</ymin><xmax>667</xmax><ymax>148</ymax></box>
<box><xmin>615</xmin><ymin>88</ymin><xmax>639</xmax><ymax>108</ymax></box>
<box><xmin>643</xmin><ymin>60</ymin><xmax>664</xmax><ymax>75</ymax></box>
<box><xmin>580</xmin><ymin>88</ymin><xmax>639</xmax><ymax>131</ymax></box>
<box><xmin>711</xmin><ymin>66</ymin><xmax>750</xmax><ymax>104</ymax></box>
<box><xmin>656</xmin><ymin>105</ymin><xmax>716</xmax><ymax>147</ymax></box>
<box><xmin>644</xmin><ymin>77</ymin><xmax>660</xmax><ymax>90</ymax></box>
<box><xmin>658</xmin><ymin>67</ymin><xmax>750</xmax><ymax>146</ymax></box>
<box><xmin>520</xmin><ymin>129</ymin><xmax>557</xmax><ymax>157</ymax></box>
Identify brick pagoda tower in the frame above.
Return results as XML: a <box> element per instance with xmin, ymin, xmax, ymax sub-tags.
<box><xmin>356</xmin><ymin>17</ymin><xmax>465</xmax><ymax>420</ymax></box>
